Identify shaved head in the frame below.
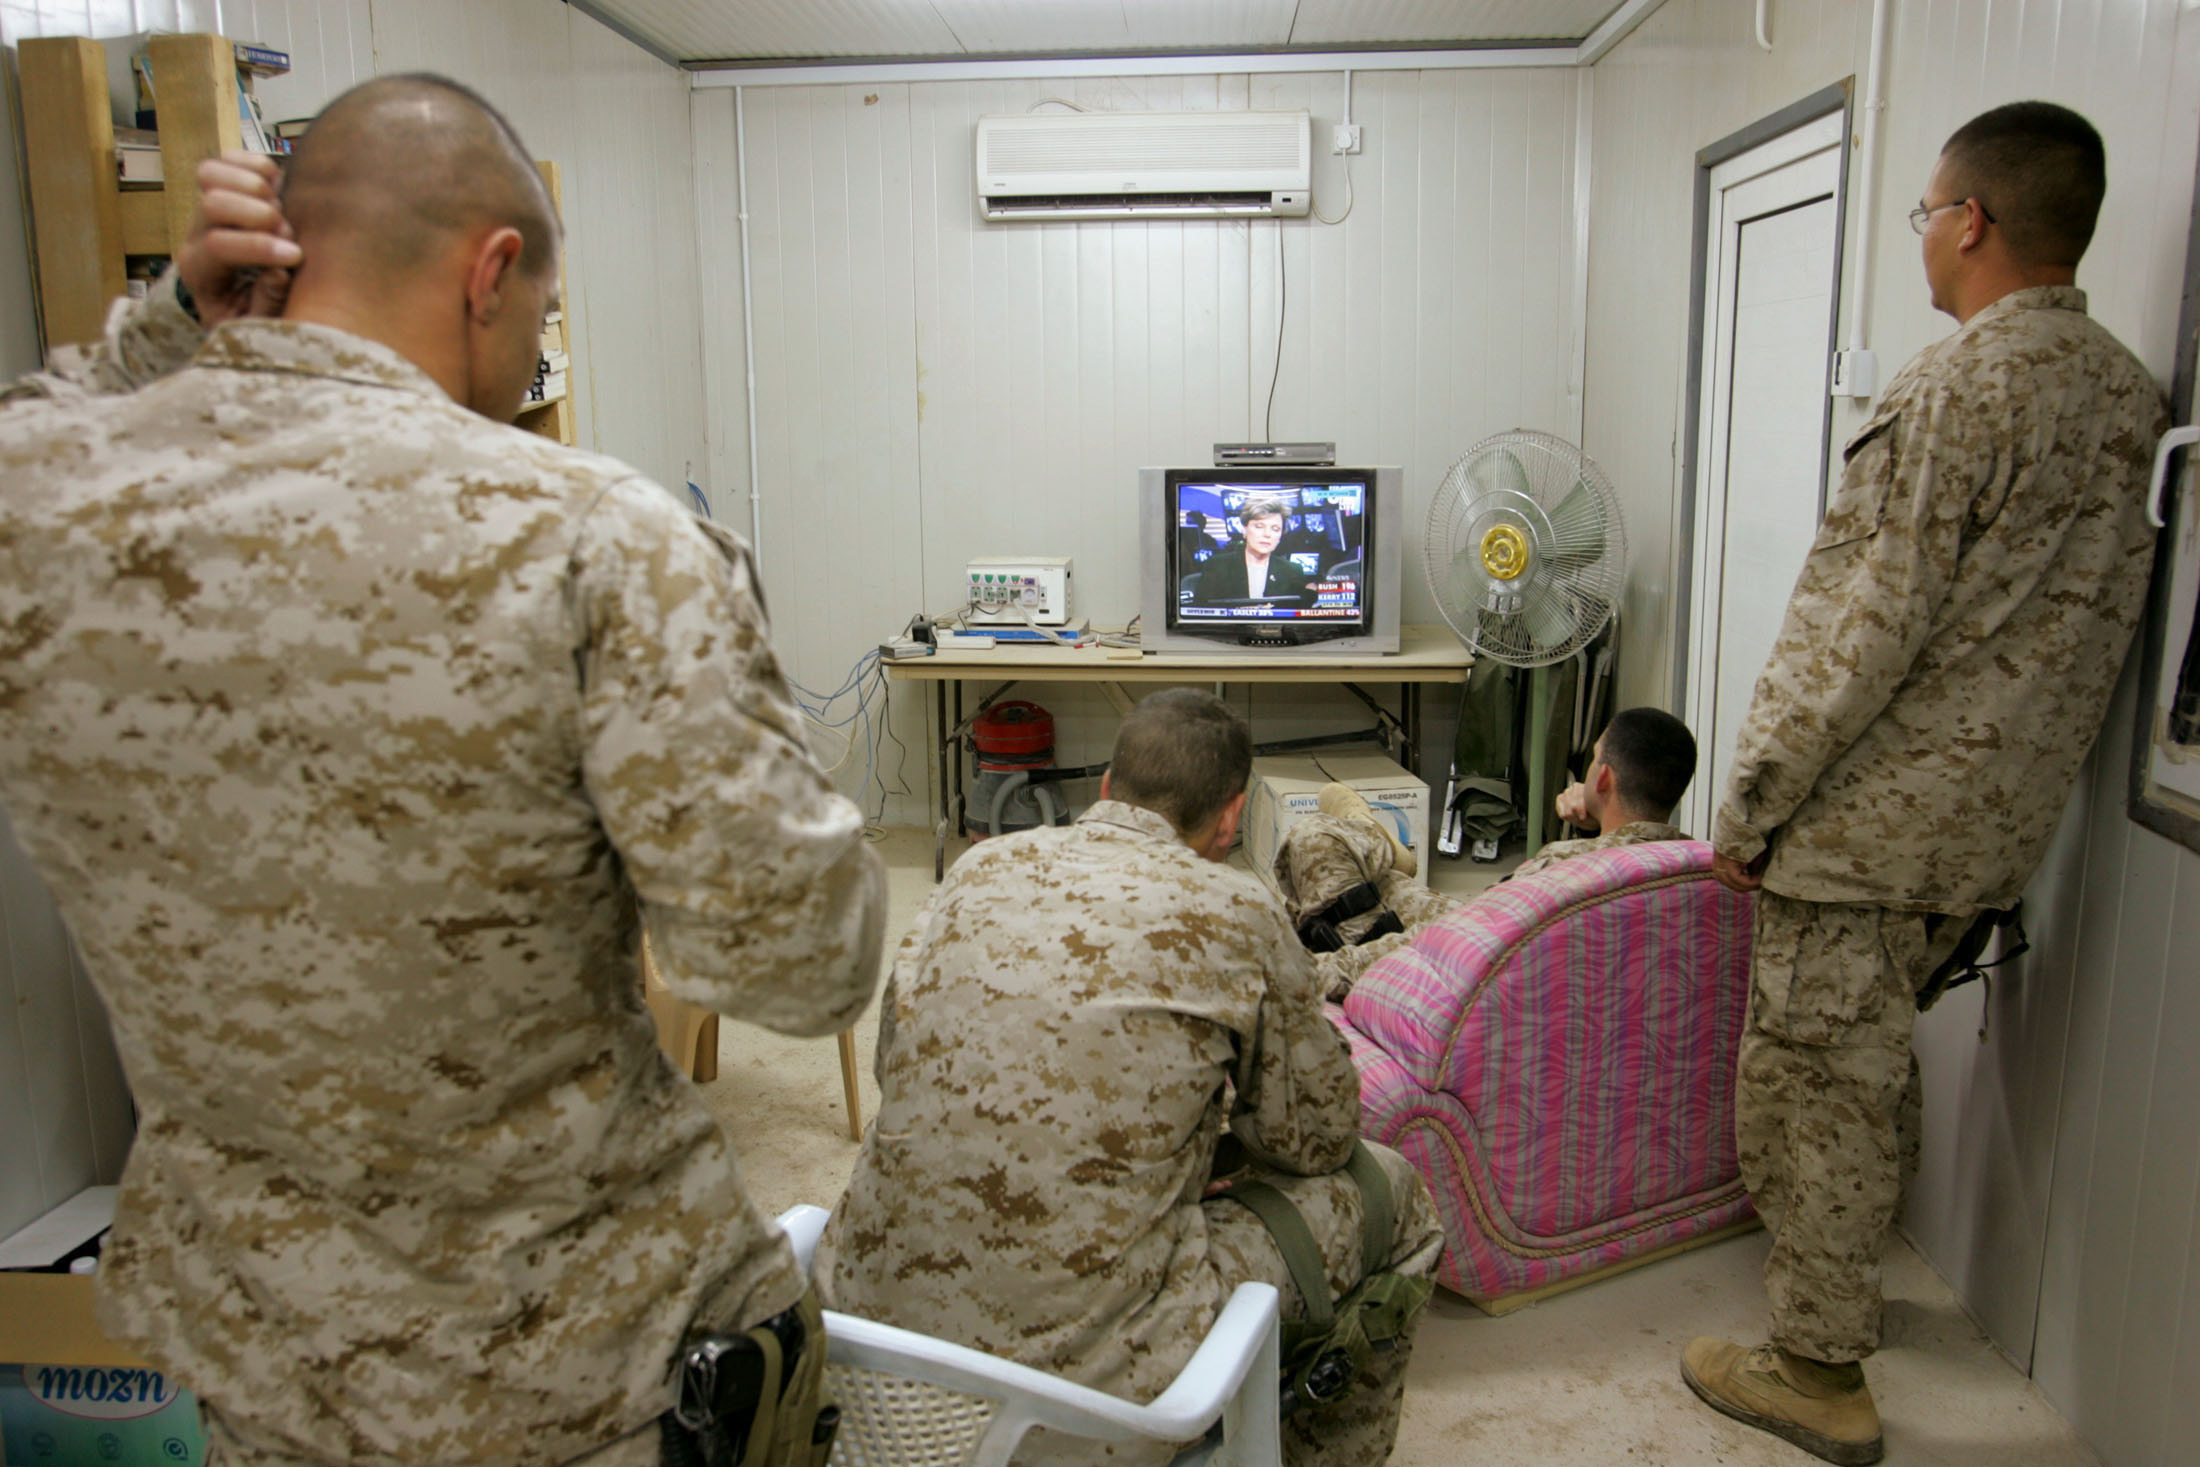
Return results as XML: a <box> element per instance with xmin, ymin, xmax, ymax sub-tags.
<box><xmin>283</xmin><ymin>74</ymin><xmax>559</xmax><ymax>287</ymax></box>
<box><xmin>1939</xmin><ymin>102</ymin><xmax>2105</xmax><ymax>269</ymax></box>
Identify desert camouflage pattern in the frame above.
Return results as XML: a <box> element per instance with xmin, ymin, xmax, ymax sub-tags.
<box><xmin>1737</xmin><ymin>893</ymin><xmax>1968</xmax><ymax>1362</ymax></box>
<box><xmin>1507</xmin><ymin>819</ymin><xmax>1688</xmax><ymax>879</ymax></box>
<box><xmin>0</xmin><ymin>277</ymin><xmax>207</xmax><ymax>404</ymax></box>
<box><xmin>1272</xmin><ymin>813</ymin><xmax>1454</xmax><ymax>998</ymax></box>
<box><xmin>1714</xmin><ymin>286</ymin><xmax>2167</xmax><ymax>915</ymax></box>
<box><xmin>1274</xmin><ymin>813</ymin><xmax>1684</xmax><ymax>998</ymax></box>
<box><xmin>0</xmin><ymin>287</ymin><xmax>886</xmax><ymax>1465</ymax></box>
<box><xmin>816</xmin><ymin>801</ymin><xmax>1441</xmax><ymax>1466</ymax></box>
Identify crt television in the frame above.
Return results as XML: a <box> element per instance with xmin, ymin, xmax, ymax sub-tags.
<box><xmin>1139</xmin><ymin>465</ymin><xmax>1401</xmax><ymax>655</ymax></box>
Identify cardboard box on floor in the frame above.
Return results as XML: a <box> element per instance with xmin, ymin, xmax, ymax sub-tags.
<box><xmin>1244</xmin><ymin>752</ymin><xmax>1429</xmax><ymax>892</ymax></box>
<box><xmin>0</xmin><ymin>1272</ymin><xmax>207</xmax><ymax>1465</ymax></box>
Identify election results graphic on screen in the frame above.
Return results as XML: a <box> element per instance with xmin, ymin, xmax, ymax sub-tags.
<box><xmin>1171</xmin><ymin>479</ymin><xmax>1368</xmax><ymax>626</ymax></box>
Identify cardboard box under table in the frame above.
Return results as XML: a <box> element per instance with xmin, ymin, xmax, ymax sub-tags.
<box><xmin>1244</xmin><ymin>752</ymin><xmax>1429</xmax><ymax>891</ymax></box>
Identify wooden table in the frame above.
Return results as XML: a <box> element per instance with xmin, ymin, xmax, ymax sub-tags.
<box><xmin>884</xmin><ymin>624</ymin><xmax>1473</xmax><ymax>876</ymax></box>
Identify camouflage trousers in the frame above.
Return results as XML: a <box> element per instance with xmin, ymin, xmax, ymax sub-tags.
<box><xmin>1272</xmin><ymin>814</ymin><xmax>1456</xmax><ymax>1001</ymax></box>
<box><xmin>204</xmin><ymin>1406</ymin><xmax>668</xmax><ymax>1467</ymax></box>
<box><xmin>1737</xmin><ymin>892</ymin><xmax>1968</xmax><ymax>1364</ymax></box>
<box><xmin>203</xmin><ymin>1294</ymin><xmax>832</xmax><ymax>1467</ymax></box>
<box><xmin>1020</xmin><ymin>1143</ymin><xmax>1445</xmax><ymax>1467</ymax></box>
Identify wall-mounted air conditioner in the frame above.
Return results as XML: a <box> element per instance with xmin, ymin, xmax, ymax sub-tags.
<box><xmin>975</xmin><ymin>110</ymin><xmax>1311</xmax><ymax>222</ymax></box>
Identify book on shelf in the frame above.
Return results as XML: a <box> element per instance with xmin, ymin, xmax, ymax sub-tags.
<box><xmin>116</xmin><ymin>128</ymin><xmax>162</xmax><ymax>185</ymax></box>
<box><xmin>525</xmin><ymin>373</ymin><xmax>568</xmax><ymax>406</ymax></box>
<box><xmin>233</xmin><ymin>42</ymin><xmax>291</xmax><ymax>76</ymax></box>
<box><xmin>236</xmin><ymin>83</ymin><xmax>276</xmax><ymax>154</ymax></box>
<box><xmin>100</xmin><ymin>37</ymin><xmax>159</xmax><ymax>130</ymax></box>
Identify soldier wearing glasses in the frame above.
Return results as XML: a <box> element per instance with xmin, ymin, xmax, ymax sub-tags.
<box><xmin>1681</xmin><ymin>102</ymin><xmax>2167</xmax><ymax>1465</ymax></box>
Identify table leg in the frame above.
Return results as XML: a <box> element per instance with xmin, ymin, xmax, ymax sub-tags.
<box><xmin>1401</xmin><ymin>683</ymin><xmax>1422</xmax><ymax>775</ymax></box>
<box><xmin>932</xmin><ymin>679</ymin><xmax>950</xmax><ymax>881</ymax></box>
<box><xmin>949</xmin><ymin>679</ymin><xmax>967</xmax><ymax>852</ymax></box>
<box><xmin>1403</xmin><ymin>682</ymin><xmax>1426</xmax><ymax>854</ymax></box>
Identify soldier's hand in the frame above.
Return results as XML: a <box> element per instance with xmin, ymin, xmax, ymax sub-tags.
<box><xmin>177</xmin><ymin>153</ymin><xmax>303</xmax><ymax>327</ymax></box>
<box><xmin>1712</xmin><ymin>848</ymin><xmax>1769</xmax><ymax>894</ymax></box>
<box><xmin>1554</xmin><ymin>781</ymin><xmax>1590</xmax><ymax>829</ymax></box>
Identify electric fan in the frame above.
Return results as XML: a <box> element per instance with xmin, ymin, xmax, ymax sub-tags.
<box><xmin>1423</xmin><ymin>429</ymin><xmax>1626</xmax><ymax>665</ymax></box>
<box><xmin>1425</xmin><ymin>430</ymin><xmax>1627</xmax><ymax>860</ymax></box>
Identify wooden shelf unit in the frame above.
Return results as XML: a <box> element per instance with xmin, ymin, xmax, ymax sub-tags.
<box><xmin>19</xmin><ymin>36</ymin><xmax>578</xmax><ymax>450</ymax></box>
<box><xmin>515</xmin><ymin>159</ymin><xmax>576</xmax><ymax>447</ymax></box>
<box><xmin>19</xmin><ymin>32</ymin><xmax>246</xmax><ymax>350</ymax></box>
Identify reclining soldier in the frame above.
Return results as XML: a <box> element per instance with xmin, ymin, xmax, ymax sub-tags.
<box><xmin>816</xmin><ymin>688</ymin><xmax>1443</xmax><ymax>1465</ymax></box>
<box><xmin>1276</xmin><ymin>707</ymin><xmax>1698</xmax><ymax>998</ymax></box>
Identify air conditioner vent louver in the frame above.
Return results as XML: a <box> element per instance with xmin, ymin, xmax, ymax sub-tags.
<box><xmin>983</xmin><ymin>122</ymin><xmax>1304</xmax><ymax>174</ymax></box>
<box><xmin>976</xmin><ymin>110</ymin><xmax>1312</xmax><ymax>223</ymax></box>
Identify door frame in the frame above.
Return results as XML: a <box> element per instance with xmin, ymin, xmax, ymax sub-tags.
<box><xmin>2128</xmin><ymin>115</ymin><xmax>2200</xmax><ymax>854</ymax></box>
<box><xmin>1680</xmin><ymin>112</ymin><xmax>1845</xmax><ymax>836</ymax></box>
<box><xmin>1671</xmin><ymin>81</ymin><xmax>1854</xmax><ymax>717</ymax></box>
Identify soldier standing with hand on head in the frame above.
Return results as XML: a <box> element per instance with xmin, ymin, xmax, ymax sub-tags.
<box><xmin>0</xmin><ymin>76</ymin><xmax>882</xmax><ymax>1467</ymax></box>
<box><xmin>1681</xmin><ymin>102</ymin><xmax>2167</xmax><ymax>1466</ymax></box>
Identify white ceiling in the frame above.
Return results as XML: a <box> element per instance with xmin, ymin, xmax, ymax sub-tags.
<box><xmin>575</xmin><ymin>1</ymin><xmax>1640</xmax><ymax>67</ymax></box>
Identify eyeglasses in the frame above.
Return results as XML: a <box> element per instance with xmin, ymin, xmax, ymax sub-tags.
<box><xmin>1909</xmin><ymin>197</ymin><xmax>1996</xmax><ymax>234</ymax></box>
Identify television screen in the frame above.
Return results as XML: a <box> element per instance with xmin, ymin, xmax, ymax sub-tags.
<box><xmin>1167</xmin><ymin>472</ymin><xmax>1371</xmax><ymax>641</ymax></box>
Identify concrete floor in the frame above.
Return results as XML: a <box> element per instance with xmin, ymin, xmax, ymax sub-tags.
<box><xmin>699</xmin><ymin>828</ymin><xmax>2098</xmax><ymax>1466</ymax></box>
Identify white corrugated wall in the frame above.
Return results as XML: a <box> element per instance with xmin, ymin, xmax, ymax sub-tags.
<box><xmin>691</xmin><ymin>66</ymin><xmax>1585</xmax><ymax>821</ymax></box>
<box><xmin>0</xmin><ymin>0</ymin><xmax>708</xmax><ymax>1240</ymax></box>
<box><xmin>1586</xmin><ymin>3</ymin><xmax>2200</xmax><ymax>1462</ymax></box>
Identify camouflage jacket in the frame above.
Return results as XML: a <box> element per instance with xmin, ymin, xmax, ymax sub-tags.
<box><xmin>0</xmin><ymin>287</ymin><xmax>886</xmax><ymax>1465</ymax></box>
<box><xmin>1509</xmin><ymin>819</ymin><xmax>1688</xmax><ymax>880</ymax></box>
<box><xmin>815</xmin><ymin>800</ymin><xmax>1360</xmax><ymax>1401</ymax></box>
<box><xmin>1714</xmin><ymin>287</ymin><xmax>2166</xmax><ymax>913</ymax></box>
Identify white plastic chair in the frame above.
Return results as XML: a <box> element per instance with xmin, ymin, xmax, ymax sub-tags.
<box><xmin>778</xmin><ymin>1205</ymin><xmax>1283</xmax><ymax>1467</ymax></box>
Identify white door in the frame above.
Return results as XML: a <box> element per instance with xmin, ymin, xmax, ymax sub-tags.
<box><xmin>1683</xmin><ymin>112</ymin><xmax>1845</xmax><ymax>837</ymax></box>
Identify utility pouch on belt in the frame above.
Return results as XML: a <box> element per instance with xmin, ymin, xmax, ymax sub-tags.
<box><xmin>1217</xmin><ymin>1143</ymin><xmax>1433</xmax><ymax>1416</ymax></box>
<box><xmin>1296</xmin><ymin>881</ymin><xmax>1406</xmax><ymax>954</ymax></box>
<box><xmin>661</xmin><ymin>1297</ymin><xmax>838</xmax><ymax>1467</ymax></box>
<box><xmin>1915</xmin><ymin>901</ymin><xmax>2029</xmax><ymax>1019</ymax></box>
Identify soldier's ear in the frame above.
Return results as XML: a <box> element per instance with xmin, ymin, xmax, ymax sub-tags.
<box><xmin>1209</xmin><ymin>791</ymin><xmax>1247</xmax><ymax>856</ymax></box>
<box><xmin>464</xmin><ymin>227</ymin><xmax>526</xmax><ymax>324</ymax></box>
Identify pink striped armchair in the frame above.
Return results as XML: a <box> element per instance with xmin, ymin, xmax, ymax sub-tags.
<box><xmin>1325</xmin><ymin>839</ymin><xmax>1757</xmax><ymax>1312</ymax></box>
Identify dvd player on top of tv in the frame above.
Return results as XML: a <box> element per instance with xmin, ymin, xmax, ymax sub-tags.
<box><xmin>1212</xmin><ymin>442</ymin><xmax>1336</xmax><ymax>467</ymax></box>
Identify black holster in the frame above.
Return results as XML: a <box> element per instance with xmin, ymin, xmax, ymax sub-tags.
<box><xmin>660</xmin><ymin>1298</ymin><xmax>837</xmax><ymax>1467</ymax></box>
<box><xmin>1297</xmin><ymin>880</ymin><xmax>1406</xmax><ymax>954</ymax></box>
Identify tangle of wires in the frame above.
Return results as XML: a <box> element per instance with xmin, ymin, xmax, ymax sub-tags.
<box><xmin>786</xmin><ymin>648</ymin><xmax>912</xmax><ymax>838</ymax></box>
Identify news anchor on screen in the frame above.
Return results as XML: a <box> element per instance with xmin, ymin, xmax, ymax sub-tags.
<box><xmin>1189</xmin><ymin>494</ymin><xmax>1310</xmax><ymax>606</ymax></box>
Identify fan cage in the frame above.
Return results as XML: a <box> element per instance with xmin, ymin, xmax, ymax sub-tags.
<box><xmin>1423</xmin><ymin>430</ymin><xmax>1627</xmax><ymax>667</ymax></box>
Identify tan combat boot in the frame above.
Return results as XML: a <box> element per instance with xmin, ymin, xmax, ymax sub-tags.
<box><xmin>1316</xmin><ymin>782</ymin><xmax>1417</xmax><ymax>877</ymax></box>
<box><xmin>1681</xmin><ymin>1338</ymin><xmax>1883</xmax><ymax>1466</ymax></box>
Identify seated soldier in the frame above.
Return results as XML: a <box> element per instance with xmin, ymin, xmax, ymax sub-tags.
<box><xmin>1277</xmin><ymin>706</ymin><xmax>1697</xmax><ymax>999</ymax></box>
<box><xmin>817</xmin><ymin>688</ymin><xmax>1443</xmax><ymax>1466</ymax></box>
